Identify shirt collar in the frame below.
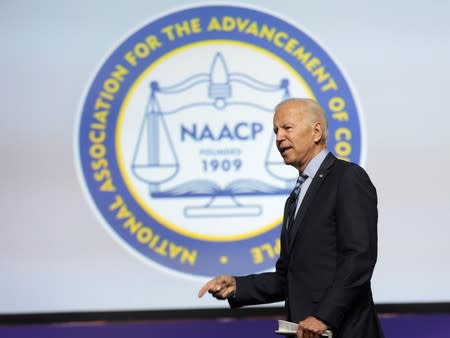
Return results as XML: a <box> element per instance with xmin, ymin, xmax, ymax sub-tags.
<box><xmin>302</xmin><ymin>149</ymin><xmax>328</xmax><ymax>179</ymax></box>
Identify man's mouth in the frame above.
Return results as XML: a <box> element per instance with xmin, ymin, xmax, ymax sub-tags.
<box><xmin>279</xmin><ymin>146</ymin><xmax>291</xmax><ymax>156</ymax></box>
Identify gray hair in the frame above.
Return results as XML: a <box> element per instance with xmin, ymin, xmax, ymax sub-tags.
<box><xmin>275</xmin><ymin>98</ymin><xmax>328</xmax><ymax>145</ymax></box>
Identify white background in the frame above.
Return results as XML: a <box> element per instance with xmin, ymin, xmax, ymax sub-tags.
<box><xmin>1</xmin><ymin>0</ymin><xmax>450</xmax><ymax>314</ymax></box>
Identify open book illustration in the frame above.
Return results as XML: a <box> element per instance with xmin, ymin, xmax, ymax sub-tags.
<box><xmin>275</xmin><ymin>320</ymin><xmax>333</xmax><ymax>337</ymax></box>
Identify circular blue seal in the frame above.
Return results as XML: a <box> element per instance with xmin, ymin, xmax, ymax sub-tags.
<box><xmin>76</xmin><ymin>5</ymin><xmax>363</xmax><ymax>277</ymax></box>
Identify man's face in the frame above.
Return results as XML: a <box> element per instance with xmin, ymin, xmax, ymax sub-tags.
<box><xmin>273</xmin><ymin>101</ymin><xmax>316</xmax><ymax>171</ymax></box>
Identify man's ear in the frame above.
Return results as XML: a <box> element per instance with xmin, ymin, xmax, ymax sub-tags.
<box><xmin>312</xmin><ymin>122</ymin><xmax>323</xmax><ymax>144</ymax></box>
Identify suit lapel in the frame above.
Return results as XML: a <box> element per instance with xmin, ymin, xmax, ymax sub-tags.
<box><xmin>287</xmin><ymin>152</ymin><xmax>336</xmax><ymax>252</ymax></box>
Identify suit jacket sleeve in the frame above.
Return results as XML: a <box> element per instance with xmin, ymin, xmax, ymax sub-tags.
<box><xmin>313</xmin><ymin>164</ymin><xmax>378</xmax><ymax>328</ymax></box>
<box><xmin>228</xmin><ymin>198</ymin><xmax>292</xmax><ymax>308</ymax></box>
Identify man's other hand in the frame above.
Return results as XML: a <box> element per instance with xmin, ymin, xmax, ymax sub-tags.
<box><xmin>297</xmin><ymin>316</ymin><xmax>328</xmax><ymax>338</ymax></box>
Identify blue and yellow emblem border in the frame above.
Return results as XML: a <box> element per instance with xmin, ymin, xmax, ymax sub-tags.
<box><xmin>77</xmin><ymin>5</ymin><xmax>363</xmax><ymax>277</ymax></box>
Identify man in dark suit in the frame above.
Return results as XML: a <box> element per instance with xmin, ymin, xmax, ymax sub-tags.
<box><xmin>198</xmin><ymin>98</ymin><xmax>384</xmax><ymax>338</ymax></box>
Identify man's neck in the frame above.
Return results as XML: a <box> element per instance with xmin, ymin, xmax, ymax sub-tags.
<box><xmin>298</xmin><ymin>145</ymin><xmax>326</xmax><ymax>172</ymax></box>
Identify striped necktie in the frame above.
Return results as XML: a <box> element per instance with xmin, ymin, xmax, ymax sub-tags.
<box><xmin>287</xmin><ymin>173</ymin><xmax>308</xmax><ymax>236</ymax></box>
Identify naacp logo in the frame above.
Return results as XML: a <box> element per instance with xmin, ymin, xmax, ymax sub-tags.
<box><xmin>76</xmin><ymin>5</ymin><xmax>363</xmax><ymax>277</ymax></box>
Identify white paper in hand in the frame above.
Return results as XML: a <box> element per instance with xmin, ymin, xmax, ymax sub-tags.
<box><xmin>275</xmin><ymin>319</ymin><xmax>333</xmax><ymax>337</ymax></box>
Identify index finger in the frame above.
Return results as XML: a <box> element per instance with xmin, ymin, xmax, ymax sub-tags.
<box><xmin>197</xmin><ymin>279</ymin><xmax>216</xmax><ymax>298</ymax></box>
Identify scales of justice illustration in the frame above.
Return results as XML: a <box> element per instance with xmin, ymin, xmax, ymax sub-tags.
<box><xmin>131</xmin><ymin>52</ymin><xmax>298</xmax><ymax>218</ymax></box>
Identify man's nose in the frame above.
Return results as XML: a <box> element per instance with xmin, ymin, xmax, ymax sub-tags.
<box><xmin>275</xmin><ymin>130</ymin><xmax>284</xmax><ymax>142</ymax></box>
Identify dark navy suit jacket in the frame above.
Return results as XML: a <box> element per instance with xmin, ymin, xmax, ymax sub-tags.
<box><xmin>229</xmin><ymin>153</ymin><xmax>384</xmax><ymax>338</ymax></box>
